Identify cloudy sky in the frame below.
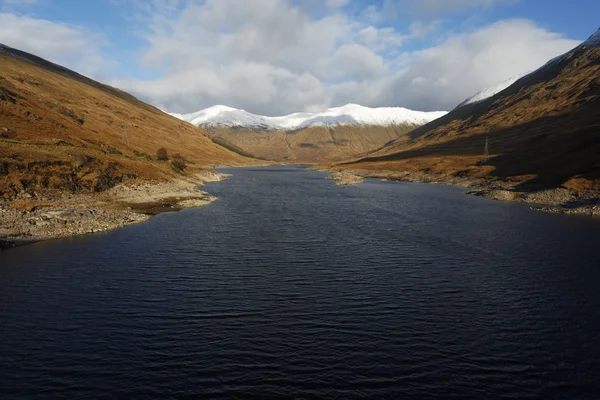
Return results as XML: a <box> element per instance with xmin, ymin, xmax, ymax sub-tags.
<box><xmin>0</xmin><ymin>0</ymin><xmax>597</xmax><ymax>115</ymax></box>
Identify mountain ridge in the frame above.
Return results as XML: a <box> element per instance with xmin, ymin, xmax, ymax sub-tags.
<box><xmin>455</xmin><ymin>73</ymin><xmax>529</xmax><ymax>109</ymax></box>
<box><xmin>171</xmin><ymin>103</ymin><xmax>448</xmax><ymax>131</ymax></box>
<box><xmin>329</xmin><ymin>27</ymin><xmax>600</xmax><ymax>212</ymax></box>
<box><xmin>0</xmin><ymin>43</ymin><xmax>258</xmax><ymax>200</ymax></box>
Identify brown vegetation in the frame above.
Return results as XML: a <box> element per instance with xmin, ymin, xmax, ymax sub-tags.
<box><xmin>156</xmin><ymin>147</ymin><xmax>168</xmax><ymax>161</ymax></box>
<box><xmin>339</xmin><ymin>39</ymin><xmax>600</xmax><ymax>193</ymax></box>
<box><xmin>0</xmin><ymin>43</ymin><xmax>262</xmax><ymax>203</ymax></box>
<box><xmin>171</xmin><ymin>153</ymin><xmax>186</xmax><ymax>171</ymax></box>
<box><xmin>204</xmin><ymin>123</ymin><xmax>419</xmax><ymax>163</ymax></box>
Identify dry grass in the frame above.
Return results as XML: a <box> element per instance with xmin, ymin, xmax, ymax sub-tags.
<box><xmin>205</xmin><ymin>123</ymin><xmax>418</xmax><ymax>163</ymax></box>
<box><xmin>341</xmin><ymin>44</ymin><xmax>600</xmax><ymax>191</ymax></box>
<box><xmin>0</xmin><ymin>47</ymin><xmax>262</xmax><ymax>200</ymax></box>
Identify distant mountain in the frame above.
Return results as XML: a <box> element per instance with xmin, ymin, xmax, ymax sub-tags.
<box><xmin>171</xmin><ymin>104</ymin><xmax>447</xmax><ymax>131</ymax></box>
<box><xmin>168</xmin><ymin>104</ymin><xmax>448</xmax><ymax>162</ymax></box>
<box><xmin>343</xmin><ymin>27</ymin><xmax>600</xmax><ymax>192</ymax></box>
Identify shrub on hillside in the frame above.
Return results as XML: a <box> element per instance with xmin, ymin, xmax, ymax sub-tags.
<box><xmin>156</xmin><ymin>147</ymin><xmax>168</xmax><ymax>161</ymax></box>
<box><xmin>72</xmin><ymin>153</ymin><xmax>92</xmax><ymax>169</ymax></box>
<box><xmin>171</xmin><ymin>153</ymin><xmax>186</xmax><ymax>171</ymax></box>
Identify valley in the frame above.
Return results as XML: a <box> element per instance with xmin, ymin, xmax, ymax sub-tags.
<box><xmin>2</xmin><ymin>28</ymin><xmax>600</xmax><ymax>247</ymax></box>
<box><xmin>2</xmin><ymin>3</ymin><xmax>600</xmax><ymax>398</ymax></box>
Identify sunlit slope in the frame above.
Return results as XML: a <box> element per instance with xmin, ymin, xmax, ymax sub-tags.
<box><xmin>205</xmin><ymin>124</ymin><xmax>420</xmax><ymax>162</ymax></box>
<box><xmin>0</xmin><ymin>44</ymin><xmax>258</xmax><ymax>199</ymax></box>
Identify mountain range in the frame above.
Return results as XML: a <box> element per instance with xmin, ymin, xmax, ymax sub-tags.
<box><xmin>168</xmin><ymin>104</ymin><xmax>447</xmax><ymax>162</ymax></box>
<box><xmin>171</xmin><ymin>104</ymin><xmax>447</xmax><ymax>131</ymax></box>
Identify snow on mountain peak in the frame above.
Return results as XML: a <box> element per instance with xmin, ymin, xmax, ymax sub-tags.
<box><xmin>456</xmin><ymin>73</ymin><xmax>528</xmax><ymax>109</ymax></box>
<box><xmin>456</xmin><ymin>27</ymin><xmax>600</xmax><ymax>110</ymax></box>
<box><xmin>170</xmin><ymin>104</ymin><xmax>448</xmax><ymax>131</ymax></box>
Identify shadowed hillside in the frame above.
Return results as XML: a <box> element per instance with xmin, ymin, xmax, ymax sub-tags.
<box><xmin>341</xmin><ymin>29</ymin><xmax>600</xmax><ymax>192</ymax></box>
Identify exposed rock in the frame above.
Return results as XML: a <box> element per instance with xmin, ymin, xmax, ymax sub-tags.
<box><xmin>327</xmin><ymin>172</ymin><xmax>364</xmax><ymax>186</ymax></box>
<box><xmin>0</xmin><ymin>170</ymin><xmax>230</xmax><ymax>249</ymax></box>
<box><xmin>319</xmin><ymin>166</ymin><xmax>600</xmax><ymax>216</ymax></box>
<box><xmin>467</xmin><ymin>189</ymin><xmax>519</xmax><ymax>202</ymax></box>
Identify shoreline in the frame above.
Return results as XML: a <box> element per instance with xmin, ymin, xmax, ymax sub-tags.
<box><xmin>0</xmin><ymin>169</ymin><xmax>228</xmax><ymax>251</ymax></box>
<box><xmin>320</xmin><ymin>166</ymin><xmax>600</xmax><ymax>217</ymax></box>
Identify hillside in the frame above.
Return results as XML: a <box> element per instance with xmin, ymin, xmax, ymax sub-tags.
<box><xmin>0</xmin><ymin>44</ymin><xmax>264</xmax><ymax>246</ymax></box>
<box><xmin>206</xmin><ymin>124</ymin><xmax>420</xmax><ymax>162</ymax></box>
<box><xmin>338</xmin><ymin>29</ymin><xmax>600</xmax><ymax>198</ymax></box>
<box><xmin>0</xmin><ymin>43</ymin><xmax>258</xmax><ymax>201</ymax></box>
<box><xmin>172</xmin><ymin>104</ymin><xmax>447</xmax><ymax>162</ymax></box>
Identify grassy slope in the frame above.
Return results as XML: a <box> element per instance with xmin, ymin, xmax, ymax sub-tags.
<box><xmin>204</xmin><ymin>123</ymin><xmax>419</xmax><ymax>163</ymax></box>
<box><xmin>0</xmin><ymin>45</ymin><xmax>259</xmax><ymax>200</ymax></box>
<box><xmin>341</xmin><ymin>42</ymin><xmax>600</xmax><ymax>192</ymax></box>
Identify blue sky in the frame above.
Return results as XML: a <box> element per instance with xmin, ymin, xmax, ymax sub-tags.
<box><xmin>0</xmin><ymin>0</ymin><xmax>597</xmax><ymax>114</ymax></box>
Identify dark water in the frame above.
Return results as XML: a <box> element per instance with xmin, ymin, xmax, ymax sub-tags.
<box><xmin>1</xmin><ymin>166</ymin><xmax>600</xmax><ymax>399</ymax></box>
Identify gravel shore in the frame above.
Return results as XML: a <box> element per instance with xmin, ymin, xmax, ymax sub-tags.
<box><xmin>0</xmin><ymin>170</ymin><xmax>227</xmax><ymax>249</ymax></box>
<box><xmin>327</xmin><ymin>172</ymin><xmax>364</xmax><ymax>186</ymax></box>
<box><xmin>321</xmin><ymin>167</ymin><xmax>600</xmax><ymax>217</ymax></box>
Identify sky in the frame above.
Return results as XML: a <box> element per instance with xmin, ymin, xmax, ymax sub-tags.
<box><xmin>0</xmin><ymin>0</ymin><xmax>597</xmax><ymax>115</ymax></box>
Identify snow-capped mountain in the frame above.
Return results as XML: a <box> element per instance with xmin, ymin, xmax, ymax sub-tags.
<box><xmin>170</xmin><ymin>104</ymin><xmax>448</xmax><ymax>131</ymax></box>
<box><xmin>456</xmin><ymin>28</ymin><xmax>600</xmax><ymax>110</ymax></box>
<box><xmin>455</xmin><ymin>73</ymin><xmax>528</xmax><ymax>109</ymax></box>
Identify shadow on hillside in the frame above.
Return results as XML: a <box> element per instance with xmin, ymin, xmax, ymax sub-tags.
<box><xmin>406</xmin><ymin>44</ymin><xmax>596</xmax><ymax>142</ymax></box>
<box><xmin>352</xmin><ymin>110</ymin><xmax>600</xmax><ymax>189</ymax></box>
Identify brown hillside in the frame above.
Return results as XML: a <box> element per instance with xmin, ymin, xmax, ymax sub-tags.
<box><xmin>0</xmin><ymin>44</ymin><xmax>258</xmax><ymax>200</ymax></box>
<box><xmin>342</xmin><ymin>32</ymin><xmax>600</xmax><ymax>192</ymax></box>
<box><xmin>205</xmin><ymin>123</ymin><xmax>419</xmax><ymax>163</ymax></box>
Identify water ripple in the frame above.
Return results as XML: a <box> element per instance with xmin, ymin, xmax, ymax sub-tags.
<box><xmin>1</xmin><ymin>166</ymin><xmax>600</xmax><ymax>399</ymax></box>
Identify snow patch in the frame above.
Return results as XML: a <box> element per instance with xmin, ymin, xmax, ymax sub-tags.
<box><xmin>456</xmin><ymin>73</ymin><xmax>528</xmax><ymax>109</ymax></box>
<box><xmin>455</xmin><ymin>27</ymin><xmax>600</xmax><ymax>110</ymax></box>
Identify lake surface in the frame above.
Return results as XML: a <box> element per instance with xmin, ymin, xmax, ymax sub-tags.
<box><xmin>1</xmin><ymin>166</ymin><xmax>600</xmax><ymax>399</ymax></box>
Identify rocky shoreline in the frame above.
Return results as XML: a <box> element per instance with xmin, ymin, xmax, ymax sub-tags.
<box><xmin>326</xmin><ymin>171</ymin><xmax>364</xmax><ymax>186</ymax></box>
<box><xmin>0</xmin><ymin>169</ymin><xmax>227</xmax><ymax>250</ymax></box>
<box><xmin>321</xmin><ymin>167</ymin><xmax>600</xmax><ymax>217</ymax></box>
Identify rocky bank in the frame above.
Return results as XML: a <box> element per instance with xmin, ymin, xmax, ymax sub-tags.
<box><xmin>327</xmin><ymin>172</ymin><xmax>364</xmax><ymax>186</ymax></box>
<box><xmin>321</xmin><ymin>167</ymin><xmax>600</xmax><ymax>217</ymax></box>
<box><xmin>0</xmin><ymin>169</ymin><xmax>227</xmax><ymax>249</ymax></box>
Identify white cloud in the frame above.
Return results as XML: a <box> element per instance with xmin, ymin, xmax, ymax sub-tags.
<box><xmin>372</xmin><ymin>19</ymin><xmax>581</xmax><ymax>111</ymax></box>
<box><xmin>112</xmin><ymin>0</ymin><xmax>407</xmax><ymax>115</ymax></box>
<box><xmin>409</xmin><ymin>20</ymin><xmax>442</xmax><ymax>38</ymax></box>
<box><xmin>0</xmin><ymin>13</ymin><xmax>115</xmax><ymax>78</ymax></box>
<box><xmin>0</xmin><ymin>2</ymin><xmax>582</xmax><ymax>117</ymax></box>
<box><xmin>114</xmin><ymin>0</ymin><xmax>580</xmax><ymax>115</ymax></box>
